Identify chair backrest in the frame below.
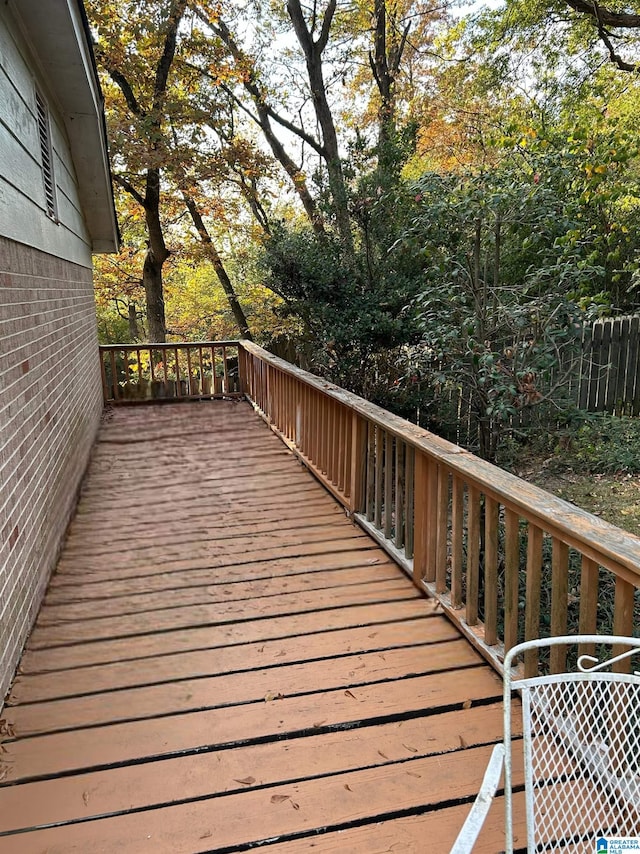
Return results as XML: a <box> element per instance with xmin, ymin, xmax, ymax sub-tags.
<box><xmin>502</xmin><ymin>636</ymin><xmax>640</xmax><ymax>853</ymax></box>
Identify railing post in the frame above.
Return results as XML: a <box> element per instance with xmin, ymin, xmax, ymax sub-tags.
<box><xmin>238</xmin><ymin>345</ymin><xmax>247</xmax><ymax>395</ymax></box>
<box><xmin>99</xmin><ymin>349</ymin><xmax>109</xmax><ymax>404</ymax></box>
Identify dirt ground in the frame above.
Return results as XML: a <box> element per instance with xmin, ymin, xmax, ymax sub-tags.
<box><xmin>514</xmin><ymin>461</ymin><xmax>640</xmax><ymax>538</ymax></box>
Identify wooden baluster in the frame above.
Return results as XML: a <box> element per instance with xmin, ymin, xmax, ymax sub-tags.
<box><xmin>160</xmin><ymin>347</ymin><xmax>168</xmax><ymax>395</ymax></box>
<box><xmin>288</xmin><ymin>375</ymin><xmax>294</xmax><ymax>438</ymax></box>
<box><xmin>149</xmin><ymin>348</ymin><xmax>156</xmax><ymax>398</ymax></box>
<box><xmin>316</xmin><ymin>393</ymin><xmax>323</xmax><ymax>472</ymax></box>
<box><xmin>466</xmin><ymin>485</ymin><xmax>481</xmax><ymax>625</ymax></box>
<box><xmin>222</xmin><ymin>346</ymin><xmax>230</xmax><ymax>394</ymax></box>
<box><xmin>578</xmin><ymin>557</ymin><xmax>599</xmax><ymax>659</ymax></box>
<box><xmin>295</xmin><ymin>382</ymin><xmax>302</xmax><ymax>448</ymax></box>
<box><xmin>337</xmin><ymin>406</ymin><xmax>345</xmax><ymax>493</ymax></box>
<box><xmin>374</xmin><ymin>427</ymin><xmax>383</xmax><ymax>529</ymax></box>
<box><xmin>312</xmin><ymin>389</ymin><xmax>319</xmax><ymax>463</ymax></box>
<box><xmin>366</xmin><ymin>422</ymin><xmax>375</xmax><ymax>522</ymax></box>
<box><xmin>309</xmin><ymin>390</ymin><xmax>317</xmax><ymax>465</ymax></box>
<box><xmin>316</xmin><ymin>392</ymin><xmax>324</xmax><ymax>471</ymax></box>
<box><xmin>186</xmin><ymin>348</ymin><xmax>194</xmax><ymax>396</ymax></box>
<box><xmin>212</xmin><ymin>346</ymin><xmax>220</xmax><ymax>395</ymax></box>
<box><xmin>237</xmin><ymin>346</ymin><xmax>245</xmax><ymax>395</ymax></box>
<box><xmin>123</xmin><ymin>348</ymin><xmax>131</xmax><ymax>396</ymax></box>
<box><xmin>174</xmin><ymin>347</ymin><xmax>181</xmax><ymax>397</ymax></box>
<box><xmin>613</xmin><ymin>576</ymin><xmax>635</xmax><ymax>672</ymax></box>
<box><xmin>394</xmin><ymin>440</ymin><xmax>405</xmax><ymax>550</ymax></box>
<box><xmin>111</xmin><ymin>350</ymin><xmax>119</xmax><ymax>400</ymax></box>
<box><xmin>343</xmin><ymin>407</ymin><xmax>352</xmax><ymax>499</ymax></box>
<box><xmin>504</xmin><ymin>508</ymin><xmax>520</xmax><ymax>653</ymax></box>
<box><xmin>322</xmin><ymin>395</ymin><xmax>330</xmax><ymax>475</ymax></box>
<box><xmin>384</xmin><ymin>431</ymin><xmax>393</xmax><ymax>539</ymax></box>
<box><xmin>483</xmin><ymin>496</ymin><xmax>499</xmax><ymax>643</ymax></box>
<box><xmin>425</xmin><ymin>458</ymin><xmax>439</xmax><ymax>584</ymax></box>
<box><xmin>348</xmin><ymin>413</ymin><xmax>365</xmax><ymax>512</ymax></box>
<box><xmin>198</xmin><ymin>347</ymin><xmax>205</xmax><ymax>394</ymax></box>
<box><xmin>100</xmin><ymin>350</ymin><xmax>109</xmax><ymax>402</ymax></box>
<box><xmin>136</xmin><ymin>349</ymin><xmax>144</xmax><ymax>398</ymax></box>
<box><xmin>404</xmin><ymin>446</ymin><xmax>414</xmax><ymax>559</ymax></box>
<box><xmin>283</xmin><ymin>372</ymin><xmax>288</xmax><ymax>435</ymax></box>
<box><xmin>413</xmin><ymin>450</ymin><xmax>430</xmax><ymax>584</ymax></box>
<box><xmin>435</xmin><ymin>466</ymin><xmax>449</xmax><ymax>594</ymax></box>
<box><xmin>450</xmin><ymin>476</ymin><xmax>464</xmax><ymax>608</ymax></box>
<box><xmin>550</xmin><ymin>539</ymin><xmax>570</xmax><ymax>673</ymax></box>
<box><xmin>523</xmin><ymin>525</ymin><xmax>543</xmax><ymax>677</ymax></box>
<box><xmin>331</xmin><ymin>399</ymin><xmax>339</xmax><ymax>484</ymax></box>
<box><xmin>281</xmin><ymin>372</ymin><xmax>286</xmax><ymax>433</ymax></box>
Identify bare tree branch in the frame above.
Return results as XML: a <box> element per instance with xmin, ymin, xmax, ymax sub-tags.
<box><xmin>112</xmin><ymin>173</ymin><xmax>145</xmax><ymax>207</ymax></box>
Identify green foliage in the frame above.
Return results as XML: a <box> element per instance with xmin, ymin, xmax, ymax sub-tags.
<box><xmin>261</xmin><ymin>158</ymin><xmax>426</xmax><ymax>399</ymax></box>
<box><xmin>560</xmin><ymin>415</ymin><xmax>640</xmax><ymax>474</ymax></box>
<box><xmin>96</xmin><ymin>309</ymin><xmax>132</xmax><ymax>345</ymax></box>
<box><xmin>397</xmin><ymin>128</ymin><xmax>640</xmax><ymax>458</ymax></box>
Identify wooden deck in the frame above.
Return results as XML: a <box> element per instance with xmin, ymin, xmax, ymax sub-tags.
<box><xmin>0</xmin><ymin>402</ymin><xmax>523</xmax><ymax>853</ymax></box>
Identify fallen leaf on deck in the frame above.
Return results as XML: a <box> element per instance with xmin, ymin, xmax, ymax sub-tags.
<box><xmin>234</xmin><ymin>777</ymin><xmax>256</xmax><ymax>786</ymax></box>
<box><xmin>344</xmin><ymin>689</ymin><xmax>357</xmax><ymax>699</ymax></box>
<box><xmin>403</xmin><ymin>744</ymin><xmax>418</xmax><ymax>753</ymax></box>
<box><xmin>378</xmin><ymin>750</ymin><xmax>389</xmax><ymax>760</ymax></box>
<box><xmin>406</xmin><ymin>771</ymin><xmax>422</xmax><ymax>779</ymax></box>
<box><xmin>462</xmin><ymin>699</ymin><xmax>472</xmax><ymax>710</ymax></box>
<box><xmin>313</xmin><ymin>720</ymin><xmax>327</xmax><ymax>728</ymax></box>
<box><xmin>344</xmin><ymin>784</ymin><xmax>353</xmax><ymax>792</ymax></box>
<box><xmin>459</xmin><ymin>735</ymin><xmax>468</xmax><ymax>748</ymax></box>
<box><xmin>291</xmin><ymin>801</ymin><xmax>300</xmax><ymax>810</ymax></box>
<box><xmin>82</xmin><ymin>791</ymin><xmax>90</xmax><ymax>806</ymax></box>
<box><xmin>271</xmin><ymin>794</ymin><xmax>290</xmax><ymax>804</ymax></box>
<box><xmin>265</xmin><ymin>691</ymin><xmax>284</xmax><ymax>701</ymax></box>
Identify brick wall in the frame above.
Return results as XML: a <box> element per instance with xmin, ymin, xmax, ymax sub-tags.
<box><xmin>0</xmin><ymin>235</ymin><xmax>102</xmax><ymax>702</ymax></box>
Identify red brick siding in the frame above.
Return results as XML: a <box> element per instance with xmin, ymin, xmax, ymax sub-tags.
<box><xmin>0</xmin><ymin>236</ymin><xmax>102</xmax><ymax>703</ymax></box>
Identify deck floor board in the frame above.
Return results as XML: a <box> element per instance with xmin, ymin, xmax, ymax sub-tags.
<box><xmin>0</xmin><ymin>401</ymin><xmax>518</xmax><ymax>852</ymax></box>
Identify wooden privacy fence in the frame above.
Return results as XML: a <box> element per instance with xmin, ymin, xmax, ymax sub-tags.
<box><xmin>99</xmin><ymin>342</ymin><xmax>242</xmax><ymax>403</ymax></box>
<box><xmin>239</xmin><ymin>341</ymin><xmax>640</xmax><ymax>676</ymax></box>
<box><xmin>579</xmin><ymin>315</ymin><xmax>640</xmax><ymax>415</ymax></box>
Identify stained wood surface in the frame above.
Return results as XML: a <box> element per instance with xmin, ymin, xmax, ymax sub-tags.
<box><xmin>0</xmin><ymin>402</ymin><xmax>518</xmax><ymax>852</ymax></box>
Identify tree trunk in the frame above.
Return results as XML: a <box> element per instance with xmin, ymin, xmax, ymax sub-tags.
<box><xmin>142</xmin><ymin>168</ymin><xmax>170</xmax><ymax>342</ymax></box>
<box><xmin>143</xmin><ymin>247</ymin><xmax>167</xmax><ymax>343</ymax></box>
<box><xmin>128</xmin><ymin>302</ymin><xmax>140</xmax><ymax>341</ymax></box>
<box><xmin>369</xmin><ymin>0</ymin><xmax>409</xmax><ymax>156</ymax></box>
<box><xmin>184</xmin><ymin>195</ymin><xmax>253</xmax><ymax>340</ymax></box>
<box><xmin>286</xmin><ymin>0</ymin><xmax>354</xmax><ymax>252</ymax></box>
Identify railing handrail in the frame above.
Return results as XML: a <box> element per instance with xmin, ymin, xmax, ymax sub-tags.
<box><xmin>240</xmin><ymin>340</ymin><xmax>640</xmax><ymax>585</ymax></box>
<box><xmin>99</xmin><ymin>340</ymin><xmax>243</xmax><ymax>404</ymax></box>
<box><xmin>99</xmin><ymin>340</ymin><xmax>241</xmax><ymax>350</ymax></box>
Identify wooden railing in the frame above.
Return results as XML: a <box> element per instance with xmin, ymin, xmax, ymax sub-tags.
<box><xmin>239</xmin><ymin>341</ymin><xmax>640</xmax><ymax>676</ymax></box>
<box><xmin>99</xmin><ymin>342</ymin><xmax>242</xmax><ymax>403</ymax></box>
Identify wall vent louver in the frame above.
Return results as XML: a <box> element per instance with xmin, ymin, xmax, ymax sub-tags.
<box><xmin>35</xmin><ymin>90</ymin><xmax>57</xmax><ymax>220</ymax></box>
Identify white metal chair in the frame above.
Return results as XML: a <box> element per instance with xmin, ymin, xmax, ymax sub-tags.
<box><xmin>452</xmin><ymin>635</ymin><xmax>640</xmax><ymax>853</ymax></box>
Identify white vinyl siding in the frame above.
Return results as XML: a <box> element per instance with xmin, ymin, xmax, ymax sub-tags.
<box><xmin>0</xmin><ymin>2</ymin><xmax>92</xmax><ymax>267</ymax></box>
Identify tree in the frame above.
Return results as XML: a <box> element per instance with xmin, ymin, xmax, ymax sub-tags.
<box><xmin>562</xmin><ymin>0</ymin><xmax>640</xmax><ymax>72</ymax></box>
<box><xmin>88</xmin><ymin>0</ymin><xmax>191</xmax><ymax>342</ymax></box>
